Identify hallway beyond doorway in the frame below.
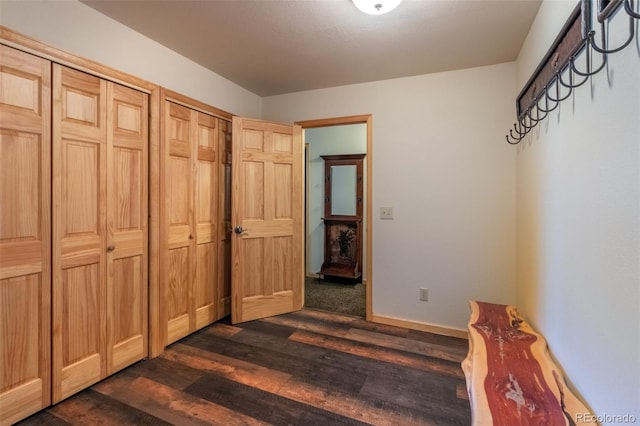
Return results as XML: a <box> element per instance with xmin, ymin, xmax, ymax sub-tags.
<box><xmin>304</xmin><ymin>276</ymin><xmax>365</xmax><ymax>317</ymax></box>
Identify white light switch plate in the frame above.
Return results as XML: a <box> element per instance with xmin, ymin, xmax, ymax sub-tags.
<box><xmin>380</xmin><ymin>207</ymin><xmax>393</xmax><ymax>220</ymax></box>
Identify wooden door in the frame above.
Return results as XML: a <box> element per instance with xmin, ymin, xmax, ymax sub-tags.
<box><xmin>231</xmin><ymin>117</ymin><xmax>303</xmax><ymax>324</ymax></box>
<box><xmin>52</xmin><ymin>65</ymin><xmax>107</xmax><ymax>402</ymax></box>
<box><xmin>162</xmin><ymin>101</ymin><xmax>193</xmax><ymax>345</ymax></box>
<box><xmin>105</xmin><ymin>83</ymin><xmax>148</xmax><ymax>375</ymax></box>
<box><xmin>52</xmin><ymin>65</ymin><xmax>148</xmax><ymax>401</ymax></box>
<box><xmin>217</xmin><ymin>119</ymin><xmax>232</xmax><ymax>318</ymax></box>
<box><xmin>193</xmin><ymin>111</ymin><xmax>218</xmax><ymax>329</ymax></box>
<box><xmin>0</xmin><ymin>45</ymin><xmax>51</xmax><ymax>424</ymax></box>
<box><xmin>161</xmin><ymin>100</ymin><xmax>219</xmax><ymax>345</ymax></box>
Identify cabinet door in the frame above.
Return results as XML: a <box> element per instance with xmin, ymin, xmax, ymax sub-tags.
<box><xmin>0</xmin><ymin>45</ymin><xmax>51</xmax><ymax>425</ymax></box>
<box><xmin>106</xmin><ymin>84</ymin><xmax>149</xmax><ymax>375</ymax></box>
<box><xmin>52</xmin><ymin>65</ymin><xmax>107</xmax><ymax>403</ymax></box>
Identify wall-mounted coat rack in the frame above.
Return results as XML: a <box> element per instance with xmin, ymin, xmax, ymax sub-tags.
<box><xmin>506</xmin><ymin>0</ymin><xmax>639</xmax><ymax>144</ymax></box>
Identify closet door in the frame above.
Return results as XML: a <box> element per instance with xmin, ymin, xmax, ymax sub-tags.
<box><xmin>163</xmin><ymin>102</ymin><xmax>194</xmax><ymax>344</ymax></box>
<box><xmin>217</xmin><ymin>119</ymin><xmax>232</xmax><ymax>318</ymax></box>
<box><xmin>52</xmin><ymin>65</ymin><xmax>148</xmax><ymax>401</ymax></box>
<box><xmin>161</xmin><ymin>99</ymin><xmax>219</xmax><ymax>346</ymax></box>
<box><xmin>52</xmin><ymin>65</ymin><xmax>107</xmax><ymax>402</ymax></box>
<box><xmin>106</xmin><ymin>83</ymin><xmax>148</xmax><ymax>375</ymax></box>
<box><xmin>194</xmin><ymin>112</ymin><xmax>218</xmax><ymax>329</ymax></box>
<box><xmin>0</xmin><ymin>45</ymin><xmax>51</xmax><ymax>425</ymax></box>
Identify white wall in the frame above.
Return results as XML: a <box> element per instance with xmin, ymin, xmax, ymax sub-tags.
<box><xmin>264</xmin><ymin>63</ymin><xmax>518</xmax><ymax>331</ymax></box>
<box><xmin>516</xmin><ymin>0</ymin><xmax>640</xmax><ymax>420</ymax></box>
<box><xmin>305</xmin><ymin>125</ymin><xmax>367</xmax><ymax>276</ymax></box>
<box><xmin>0</xmin><ymin>0</ymin><xmax>261</xmax><ymax>118</ymax></box>
<box><xmin>10</xmin><ymin>0</ymin><xmax>633</xmax><ymax>416</ymax></box>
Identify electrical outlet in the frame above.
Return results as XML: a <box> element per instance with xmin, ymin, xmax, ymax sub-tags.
<box><xmin>380</xmin><ymin>207</ymin><xmax>394</xmax><ymax>220</ymax></box>
<box><xmin>419</xmin><ymin>288</ymin><xmax>429</xmax><ymax>301</ymax></box>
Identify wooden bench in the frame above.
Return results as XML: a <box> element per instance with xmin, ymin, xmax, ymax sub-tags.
<box><xmin>462</xmin><ymin>301</ymin><xmax>595</xmax><ymax>425</ymax></box>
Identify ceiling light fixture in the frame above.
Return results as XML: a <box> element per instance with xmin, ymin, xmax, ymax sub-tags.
<box><xmin>352</xmin><ymin>0</ymin><xmax>402</xmax><ymax>15</ymax></box>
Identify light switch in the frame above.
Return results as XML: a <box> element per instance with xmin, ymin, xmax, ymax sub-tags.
<box><xmin>380</xmin><ymin>207</ymin><xmax>394</xmax><ymax>220</ymax></box>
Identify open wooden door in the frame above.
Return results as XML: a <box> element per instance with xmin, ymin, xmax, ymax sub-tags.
<box><xmin>231</xmin><ymin>117</ymin><xmax>303</xmax><ymax>323</ymax></box>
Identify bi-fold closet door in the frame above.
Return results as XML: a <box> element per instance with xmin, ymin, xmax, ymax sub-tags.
<box><xmin>1</xmin><ymin>46</ymin><xmax>149</xmax><ymax>421</ymax></box>
<box><xmin>51</xmin><ymin>64</ymin><xmax>149</xmax><ymax>402</ymax></box>
<box><xmin>0</xmin><ymin>44</ymin><xmax>52</xmax><ymax>425</ymax></box>
<box><xmin>160</xmin><ymin>94</ymin><xmax>230</xmax><ymax>347</ymax></box>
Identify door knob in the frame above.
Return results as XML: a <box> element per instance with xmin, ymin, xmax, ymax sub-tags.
<box><xmin>106</xmin><ymin>245</ymin><xmax>115</xmax><ymax>252</ymax></box>
<box><xmin>234</xmin><ymin>226</ymin><xmax>245</xmax><ymax>235</ymax></box>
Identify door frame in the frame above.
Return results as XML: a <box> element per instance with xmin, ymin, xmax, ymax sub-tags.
<box><xmin>295</xmin><ymin>115</ymin><xmax>373</xmax><ymax>321</ymax></box>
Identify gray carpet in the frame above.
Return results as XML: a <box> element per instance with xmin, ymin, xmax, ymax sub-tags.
<box><xmin>304</xmin><ymin>277</ymin><xmax>366</xmax><ymax>318</ymax></box>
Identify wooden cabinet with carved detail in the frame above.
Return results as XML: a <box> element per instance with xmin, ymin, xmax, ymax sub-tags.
<box><xmin>320</xmin><ymin>154</ymin><xmax>365</xmax><ymax>281</ymax></box>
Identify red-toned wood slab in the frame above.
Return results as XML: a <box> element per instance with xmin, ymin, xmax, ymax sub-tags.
<box><xmin>462</xmin><ymin>301</ymin><xmax>596</xmax><ymax>425</ymax></box>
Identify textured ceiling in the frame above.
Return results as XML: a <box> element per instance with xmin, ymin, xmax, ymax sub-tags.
<box><xmin>80</xmin><ymin>0</ymin><xmax>542</xmax><ymax>97</ymax></box>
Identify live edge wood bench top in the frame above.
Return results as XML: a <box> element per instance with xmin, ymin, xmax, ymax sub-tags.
<box><xmin>461</xmin><ymin>300</ymin><xmax>595</xmax><ymax>426</ymax></box>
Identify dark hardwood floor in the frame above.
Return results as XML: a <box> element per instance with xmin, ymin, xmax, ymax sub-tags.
<box><xmin>18</xmin><ymin>309</ymin><xmax>471</xmax><ymax>426</ymax></box>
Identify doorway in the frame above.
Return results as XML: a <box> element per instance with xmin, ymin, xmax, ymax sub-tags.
<box><xmin>296</xmin><ymin>115</ymin><xmax>373</xmax><ymax>320</ymax></box>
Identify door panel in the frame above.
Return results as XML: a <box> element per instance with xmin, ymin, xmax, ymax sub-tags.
<box><xmin>166</xmin><ymin>247</ymin><xmax>190</xmax><ymax>344</ymax></box>
<box><xmin>161</xmin><ymin>99</ymin><xmax>219</xmax><ymax>345</ymax></box>
<box><xmin>163</xmin><ymin>102</ymin><xmax>194</xmax><ymax>345</ymax></box>
<box><xmin>53</xmin><ymin>65</ymin><xmax>106</xmax><ymax>402</ymax></box>
<box><xmin>53</xmin><ymin>65</ymin><xmax>148</xmax><ymax>401</ymax></box>
<box><xmin>231</xmin><ymin>117</ymin><xmax>303</xmax><ymax>324</ymax></box>
<box><xmin>194</xmin><ymin>112</ymin><xmax>217</xmax><ymax>329</ymax></box>
<box><xmin>106</xmin><ymin>83</ymin><xmax>148</xmax><ymax>375</ymax></box>
<box><xmin>0</xmin><ymin>47</ymin><xmax>52</xmax><ymax>423</ymax></box>
<box><xmin>195</xmin><ymin>243</ymin><xmax>216</xmax><ymax>328</ymax></box>
<box><xmin>217</xmin><ymin>119</ymin><xmax>232</xmax><ymax>318</ymax></box>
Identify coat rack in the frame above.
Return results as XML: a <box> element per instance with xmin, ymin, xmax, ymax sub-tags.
<box><xmin>506</xmin><ymin>0</ymin><xmax>639</xmax><ymax>144</ymax></box>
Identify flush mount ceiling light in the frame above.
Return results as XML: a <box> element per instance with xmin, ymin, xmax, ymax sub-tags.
<box><xmin>352</xmin><ymin>0</ymin><xmax>402</xmax><ymax>15</ymax></box>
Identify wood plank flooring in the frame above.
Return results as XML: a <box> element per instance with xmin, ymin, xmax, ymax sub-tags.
<box><xmin>17</xmin><ymin>309</ymin><xmax>471</xmax><ymax>426</ymax></box>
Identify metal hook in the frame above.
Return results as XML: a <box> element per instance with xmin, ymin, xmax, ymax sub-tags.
<box><xmin>558</xmin><ymin>61</ymin><xmax>590</xmax><ymax>89</ymax></box>
<box><xmin>505</xmin><ymin>0</ymin><xmax>639</xmax><ymax>145</ymax></box>
<box><xmin>570</xmin><ymin>39</ymin><xmax>608</xmax><ymax>77</ymax></box>
<box><xmin>537</xmin><ymin>84</ymin><xmax>560</xmax><ymax>114</ymax></box>
<box><xmin>624</xmin><ymin>0</ymin><xmax>640</xmax><ymax>18</ymax></box>
<box><xmin>520</xmin><ymin>111</ymin><xmax>533</xmax><ymax>131</ymax></box>
<box><xmin>506</xmin><ymin>132</ymin><xmax>523</xmax><ymax>144</ymax></box>
<box><xmin>545</xmin><ymin>74</ymin><xmax>571</xmax><ymax>103</ymax></box>
<box><xmin>510</xmin><ymin>120</ymin><xmax>528</xmax><ymax>142</ymax></box>
<box><xmin>505</xmin><ymin>118</ymin><xmax>526</xmax><ymax>144</ymax></box>
<box><xmin>509</xmin><ymin>128</ymin><xmax>524</xmax><ymax>141</ymax></box>
<box><xmin>588</xmin><ymin>11</ymin><xmax>635</xmax><ymax>54</ymax></box>
<box><xmin>512</xmin><ymin>120</ymin><xmax>527</xmax><ymax>137</ymax></box>
<box><xmin>527</xmin><ymin>102</ymin><xmax>545</xmax><ymax>124</ymax></box>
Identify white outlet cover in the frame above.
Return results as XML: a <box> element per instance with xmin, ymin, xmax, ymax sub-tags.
<box><xmin>420</xmin><ymin>288</ymin><xmax>429</xmax><ymax>301</ymax></box>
